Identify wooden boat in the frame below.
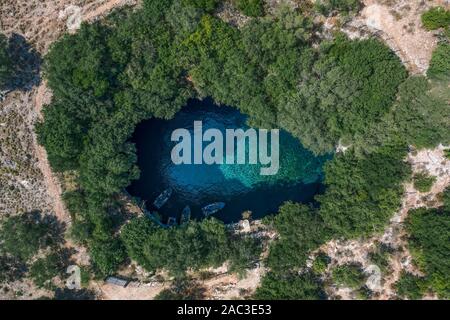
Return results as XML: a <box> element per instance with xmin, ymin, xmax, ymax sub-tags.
<box><xmin>153</xmin><ymin>188</ymin><xmax>172</xmax><ymax>209</ymax></box>
<box><xmin>202</xmin><ymin>202</ymin><xmax>225</xmax><ymax>217</ymax></box>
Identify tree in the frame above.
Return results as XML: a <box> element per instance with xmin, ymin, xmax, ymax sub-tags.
<box><xmin>265</xmin><ymin>202</ymin><xmax>329</xmax><ymax>272</ymax></box>
<box><xmin>278</xmin><ymin>37</ymin><xmax>407</xmax><ymax>154</ymax></box>
<box><xmin>122</xmin><ymin>217</ymin><xmax>229</xmax><ymax>275</ymax></box>
<box><xmin>30</xmin><ymin>251</ymin><xmax>68</xmax><ymax>289</ymax></box>
<box><xmin>89</xmin><ymin>238</ymin><xmax>127</xmax><ymax>276</ymax></box>
<box><xmin>395</xmin><ymin>272</ymin><xmax>427</xmax><ymax>300</ymax></box>
<box><xmin>387</xmin><ymin>76</ymin><xmax>450</xmax><ymax>149</ymax></box>
<box><xmin>228</xmin><ymin>236</ymin><xmax>262</xmax><ymax>277</ymax></box>
<box><xmin>318</xmin><ymin>144</ymin><xmax>410</xmax><ymax>238</ymax></box>
<box><xmin>254</xmin><ymin>271</ymin><xmax>325</xmax><ymax>300</ymax></box>
<box><xmin>0</xmin><ymin>211</ymin><xmax>61</xmax><ymax>262</ymax></box>
<box><xmin>405</xmin><ymin>207</ymin><xmax>450</xmax><ymax>299</ymax></box>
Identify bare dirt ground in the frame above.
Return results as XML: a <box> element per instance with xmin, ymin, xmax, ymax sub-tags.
<box><xmin>320</xmin><ymin>145</ymin><xmax>450</xmax><ymax>300</ymax></box>
<box><xmin>343</xmin><ymin>0</ymin><xmax>449</xmax><ymax>74</ymax></box>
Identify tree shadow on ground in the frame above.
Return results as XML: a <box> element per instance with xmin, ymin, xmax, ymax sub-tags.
<box><xmin>2</xmin><ymin>33</ymin><xmax>41</xmax><ymax>92</ymax></box>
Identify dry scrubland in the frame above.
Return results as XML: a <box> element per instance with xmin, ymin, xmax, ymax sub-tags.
<box><xmin>0</xmin><ymin>0</ymin><xmax>449</xmax><ymax>299</ymax></box>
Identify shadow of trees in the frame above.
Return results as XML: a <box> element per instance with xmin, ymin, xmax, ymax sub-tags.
<box><xmin>0</xmin><ymin>33</ymin><xmax>41</xmax><ymax>93</ymax></box>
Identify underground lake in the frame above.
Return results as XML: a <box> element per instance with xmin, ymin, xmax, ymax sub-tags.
<box><xmin>127</xmin><ymin>98</ymin><xmax>330</xmax><ymax>224</ymax></box>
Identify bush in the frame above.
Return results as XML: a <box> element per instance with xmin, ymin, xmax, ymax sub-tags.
<box><xmin>235</xmin><ymin>0</ymin><xmax>264</xmax><ymax>17</ymax></box>
<box><xmin>413</xmin><ymin>172</ymin><xmax>436</xmax><ymax>193</ymax></box>
<box><xmin>395</xmin><ymin>272</ymin><xmax>427</xmax><ymax>300</ymax></box>
<box><xmin>228</xmin><ymin>236</ymin><xmax>262</xmax><ymax>277</ymax></box>
<box><xmin>428</xmin><ymin>43</ymin><xmax>450</xmax><ymax>80</ymax></box>
<box><xmin>265</xmin><ymin>203</ymin><xmax>329</xmax><ymax>272</ymax></box>
<box><xmin>312</xmin><ymin>252</ymin><xmax>331</xmax><ymax>274</ymax></box>
<box><xmin>332</xmin><ymin>263</ymin><xmax>366</xmax><ymax>289</ymax></box>
<box><xmin>315</xmin><ymin>0</ymin><xmax>361</xmax><ymax>16</ymax></box>
<box><xmin>421</xmin><ymin>7</ymin><xmax>450</xmax><ymax>30</ymax></box>
<box><xmin>89</xmin><ymin>238</ymin><xmax>127</xmax><ymax>276</ymax></box>
<box><xmin>406</xmin><ymin>207</ymin><xmax>450</xmax><ymax>299</ymax></box>
<box><xmin>30</xmin><ymin>251</ymin><xmax>67</xmax><ymax>289</ymax></box>
<box><xmin>122</xmin><ymin>217</ymin><xmax>229</xmax><ymax>276</ymax></box>
<box><xmin>0</xmin><ymin>211</ymin><xmax>62</xmax><ymax>262</ymax></box>
<box><xmin>254</xmin><ymin>271</ymin><xmax>326</xmax><ymax>299</ymax></box>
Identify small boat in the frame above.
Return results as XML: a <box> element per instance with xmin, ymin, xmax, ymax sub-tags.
<box><xmin>202</xmin><ymin>202</ymin><xmax>225</xmax><ymax>217</ymax></box>
<box><xmin>167</xmin><ymin>217</ymin><xmax>177</xmax><ymax>227</ymax></box>
<box><xmin>153</xmin><ymin>188</ymin><xmax>172</xmax><ymax>209</ymax></box>
<box><xmin>180</xmin><ymin>206</ymin><xmax>191</xmax><ymax>225</ymax></box>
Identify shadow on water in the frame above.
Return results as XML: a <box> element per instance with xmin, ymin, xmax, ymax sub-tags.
<box><xmin>1</xmin><ymin>33</ymin><xmax>41</xmax><ymax>93</ymax></box>
<box><xmin>127</xmin><ymin>98</ymin><xmax>330</xmax><ymax>223</ymax></box>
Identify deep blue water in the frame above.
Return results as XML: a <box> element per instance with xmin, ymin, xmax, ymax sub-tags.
<box><xmin>127</xmin><ymin>99</ymin><xmax>329</xmax><ymax>223</ymax></box>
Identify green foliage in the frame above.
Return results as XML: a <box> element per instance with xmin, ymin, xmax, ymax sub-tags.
<box><xmin>30</xmin><ymin>251</ymin><xmax>67</xmax><ymax>289</ymax></box>
<box><xmin>0</xmin><ymin>212</ymin><xmax>61</xmax><ymax>262</ymax></box>
<box><xmin>315</xmin><ymin>0</ymin><xmax>361</xmax><ymax>15</ymax></box>
<box><xmin>332</xmin><ymin>263</ymin><xmax>366</xmax><ymax>289</ymax></box>
<box><xmin>0</xmin><ymin>33</ymin><xmax>12</xmax><ymax>88</ymax></box>
<box><xmin>89</xmin><ymin>238</ymin><xmax>127</xmax><ymax>276</ymax></box>
<box><xmin>413</xmin><ymin>172</ymin><xmax>436</xmax><ymax>193</ymax></box>
<box><xmin>428</xmin><ymin>42</ymin><xmax>450</xmax><ymax>80</ymax></box>
<box><xmin>318</xmin><ymin>144</ymin><xmax>410</xmax><ymax>238</ymax></box>
<box><xmin>368</xmin><ymin>243</ymin><xmax>393</xmax><ymax>273</ymax></box>
<box><xmin>387</xmin><ymin>76</ymin><xmax>450</xmax><ymax>149</ymax></box>
<box><xmin>228</xmin><ymin>236</ymin><xmax>262</xmax><ymax>277</ymax></box>
<box><xmin>395</xmin><ymin>272</ymin><xmax>427</xmax><ymax>300</ymax></box>
<box><xmin>312</xmin><ymin>252</ymin><xmax>331</xmax><ymax>274</ymax></box>
<box><xmin>122</xmin><ymin>217</ymin><xmax>229</xmax><ymax>276</ymax></box>
<box><xmin>254</xmin><ymin>271</ymin><xmax>325</xmax><ymax>300</ymax></box>
<box><xmin>405</xmin><ymin>207</ymin><xmax>450</xmax><ymax>299</ymax></box>
<box><xmin>421</xmin><ymin>7</ymin><xmax>450</xmax><ymax>30</ymax></box>
<box><xmin>235</xmin><ymin>0</ymin><xmax>264</xmax><ymax>17</ymax></box>
<box><xmin>265</xmin><ymin>202</ymin><xmax>329</xmax><ymax>272</ymax></box>
<box><xmin>279</xmin><ymin>37</ymin><xmax>407</xmax><ymax>154</ymax></box>
<box><xmin>182</xmin><ymin>0</ymin><xmax>219</xmax><ymax>12</ymax></box>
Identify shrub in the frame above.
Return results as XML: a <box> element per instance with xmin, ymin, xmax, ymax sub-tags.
<box><xmin>332</xmin><ymin>263</ymin><xmax>366</xmax><ymax>289</ymax></box>
<box><xmin>428</xmin><ymin>43</ymin><xmax>450</xmax><ymax>80</ymax></box>
<box><xmin>254</xmin><ymin>271</ymin><xmax>326</xmax><ymax>300</ymax></box>
<box><xmin>0</xmin><ymin>211</ymin><xmax>62</xmax><ymax>262</ymax></box>
<box><xmin>413</xmin><ymin>172</ymin><xmax>436</xmax><ymax>193</ymax></box>
<box><xmin>395</xmin><ymin>272</ymin><xmax>427</xmax><ymax>300</ymax></box>
<box><xmin>235</xmin><ymin>0</ymin><xmax>264</xmax><ymax>17</ymax></box>
<box><xmin>312</xmin><ymin>252</ymin><xmax>331</xmax><ymax>274</ymax></box>
<box><xmin>421</xmin><ymin>7</ymin><xmax>450</xmax><ymax>30</ymax></box>
<box><xmin>30</xmin><ymin>251</ymin><xmax>67</xmax><ymax>289</ymax></box>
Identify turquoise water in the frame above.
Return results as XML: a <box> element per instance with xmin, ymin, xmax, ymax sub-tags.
<box><xmin>127</xmin><ymin>98</ymin><xmax>329</xmax><ymax>223</ymax></box>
